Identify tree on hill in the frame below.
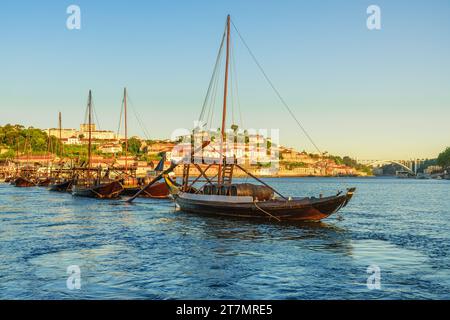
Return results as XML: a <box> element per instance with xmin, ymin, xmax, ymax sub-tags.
<box><xmin>437</xmin><ymin>147</ymin><xmax>450</xmax><ymax>169</ymax></box>
<box><xmin>0</xmin><ymin>124</ymin><xmax>63</xmax><ymax>155</ymax></box>
<box><xmin>126</xmin><ymin>137</ymin><xmax>142</xmax><ymax>155</ymax></box>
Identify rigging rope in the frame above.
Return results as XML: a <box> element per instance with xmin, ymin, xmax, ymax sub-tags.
<box><xmin>199</xmin><ymin>29</ymin><xmax>226</xmax><ymax>123</ymax></box>
<box><xmin>253</xmin><ymin>200</ymin><xmax>281</xmax><ymax>221</ymax></box>
<box><xmin>231</xmin><ymin>19</ymin><xmax>322</xmax><ymax>155</ymax></box>
<box><xmin>92</xmin><ymin>100</ymin><xmax>101</xmax><ymax>131</ymax></box>
<box><xmin>229</xmin><ymin>34</ymin><xmax>236</xmax><ymax>127</ymax></box>
<box><xmin>116</xmin><ymin>91</ymin><xmax>152</xmax><ymax>142</ymax></box>
<box><xmin>207</xmin><ymin>54</ymin><xmax>222</xmax><ymax>131</ymax></box>
<box><xmin>116</xmin><ymin>97</ymin><xmax>124</xmax><ymax>137</ymax></box>
<box><xmin>127</xmin><ymin>94</ymin><xmax>152</xmax><ymax>141</ymax></box>
<box><xmin>231</xmin><ymin>40</ymin><xmax>244</xmax><ymax>129</ymax></box>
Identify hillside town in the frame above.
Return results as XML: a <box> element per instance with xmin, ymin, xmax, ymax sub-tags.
<box><xmin>0</xmin><ymin>123</ymin><xmax>371</xmax><ymax>178</ymax></box>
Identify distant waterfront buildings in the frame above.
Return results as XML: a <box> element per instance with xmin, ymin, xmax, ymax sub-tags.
<box><xmin>45</xmin><ymin>123</ymin><xmax>119</xmax><ymax>144</ymax></box>
<box><xmin>36</xmin><ymin>125</ymin><xmax>366</xmax><ymax>177</ymax></box>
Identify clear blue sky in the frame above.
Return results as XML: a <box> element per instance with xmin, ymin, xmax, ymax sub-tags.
<box><xmin>0</xmin><ymin>0</ymin><xmax>449</xmax><ymax>160</ymax></box>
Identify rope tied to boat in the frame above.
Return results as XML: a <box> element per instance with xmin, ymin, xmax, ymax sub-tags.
<box><xmin>253</xmin><ymin>200</ymin><xmax>281</xmax><ymax>222</ymax></box>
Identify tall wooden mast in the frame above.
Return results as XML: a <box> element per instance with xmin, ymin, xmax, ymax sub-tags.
<box><xmin>124</xmin><ymin>87</ymin><xmax>128</xmax><ymax>172</ymax></box>
<box><xmin>87</xmin><ymin>90</ymin><xmax>92</xmax><ymax>171</ymax></box>
<box><xmin>218</xmin><ymin>14</ymin><xmax>231</xmax><ymax>185</ymax></box>
<box><xmin>58</xmin><ymin>112</ymin><xmax>63</xmax><ymax>157</ymax></box>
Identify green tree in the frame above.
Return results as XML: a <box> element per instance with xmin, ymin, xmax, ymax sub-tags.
<box><xmin>126</xmin><ymin>137</ymin><xmax>142</xmax><ymax>155</ymax></box>
<box><xmin>437</xmin><ymin>147</ymin><xmax>450</xmax><ymax>168</ymax></box>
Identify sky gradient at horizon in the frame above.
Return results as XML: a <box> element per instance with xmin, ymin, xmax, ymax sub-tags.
<box><xmin>0</xmin><ymin>0</ymin><xmax>449</xmax><ymax>160</ymax></box>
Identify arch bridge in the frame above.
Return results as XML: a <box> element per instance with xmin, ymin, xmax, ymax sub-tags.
<box><xmin>364</xmin><ymin>160</ymin><xmax>415</xmax><ymax>175</ymax></box>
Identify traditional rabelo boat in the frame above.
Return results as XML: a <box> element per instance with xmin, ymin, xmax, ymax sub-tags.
<box><xmin>119</xmin><ymin>165</ymin><xmax>170</xmax><ymax>198</ymax></box>
<box><xmin>129</xmin><ymin>15</ymin><xmax>356</xmax><ymax>222</ymax></box>
<box><xmin>116</xmin><ymin>87</ymin><xmax>170</xmax><ymax>199</ymax></box>
<box><xmin>13</xmin><ymin>137</ymin><xmax>38</xmax><ymax>188</ymax></box>
<box><xmin>49</xmin><ymin>177</ymin><xmax>74</xmax><ymax>192</ymax></box>
<box><xmin>47</xmin><ymin>113</ymin><xmax>76</xmax><ymax>192</ymax></box>
<box><xmin>71</xmin><ymin>90</ymin><xmax>123</xmax><ymax>199</ymax></box>
<box><xmin>131</xmin><ymin>156</ymin><xmax>170</xmax><ymax>199</ymax></box>
<box><xmin>48</xmin><ymin>167</ymin><xmax>76</xmax><ymax>192</ymax></box>
<box><xmin>37</xmin><ymin>168</ymin><xmax>54</xmax><ymax>187</ymax></box>
<box><xmin>13</xmin><ymin>166</ymin><xmax>37</xmax><ymax>187</ymax></box>
<box><xmin>14</xmin><ymin>176</ymin><xmax>37</xmax><ymax>187</ymax></box>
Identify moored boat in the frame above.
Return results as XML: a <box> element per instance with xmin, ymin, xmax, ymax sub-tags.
<box><xmin>154</xmin><ymin>15</ymin><xmax>356</xmax><ymax>222</ymax></box>
<box><xmin>164</xmin><ymin>168</ymin><xmax>355</xmax><ymax>222</ymax></box>
<box><xmin>137</xmin><ymin>181</ymin><xmax>170</xmax><ymax>198</ymax></box>
<box><xmin>49</xmin><ymin>178</ymin><xmax>74</xmax><ymax>192</ymax></box>
<box><xmin>14</xmin><ymin>176</ymin><xmax>36</xmax><ymax>187</ymax></box>
<box><xmin>121</xmin><ymin>177</ymin><xmax>170</xmax><ymax>198</ymax></box>
<box><xmin>115</xmin><ymin>87</ymin><xmax>171</xmax><ymax>199</ymax></box>
<box><xmin>71</xmin><ymin>90</ymin><xmax>124</xmax><ymax>199</ymax></box>
<box><xmin>72</xmin><ymin>179</ymin><xmax>123</xmax><ymax>199</ymax></box>
<box><xmin>37</xmin><ymin>177</ymin><xmax>53</xmax><ymax>187</ymax></box>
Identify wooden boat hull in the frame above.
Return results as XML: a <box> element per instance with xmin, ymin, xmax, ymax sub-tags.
<box><xmin>72</xmin><ymin>181</ymin><xmax>123</xmax><ymax>199</ymax></box>
<box><xmin>120</xmin><ymin>186</ymin><xmax>142</xmax><ymax>196</ymax></box>
<box><xmin>14</xmin><ymin>177</ymin><xmax>36</xmax><ymax>188</ymax></box>
<box><xmin>121</xmin><ymin>182</ymin><xmax>170</xmax><ymax>198</ymax></box>
<box><xmin>139</xmin><ymin>182</ymin><xmax>170</xmax><ymax>198</ymax></box>
<box><xmin>37</xmin><ymin>177</ymin><xmax>53</xmax><ymax>187</ymax></box>
<box><xmin>172</xmin><ymin>189</ymin><xmax>355</xmax><ymax>222</ymax></box>
<box><xmin>49</xmin><ymin>179</ymin><xmax>74</xmax><ymax>192</ymax></box>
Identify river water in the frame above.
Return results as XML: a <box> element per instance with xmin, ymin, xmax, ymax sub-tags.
<box><xmin>0</xmin><ymin>177</ymin><xmax>449</xmax><ymax>299</ymax></box>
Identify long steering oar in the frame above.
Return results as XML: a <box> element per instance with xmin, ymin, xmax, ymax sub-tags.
<box><xmin>126</xmin><ymin>141</ymin><xmax>210</xmax><ymax>203</ymax></box>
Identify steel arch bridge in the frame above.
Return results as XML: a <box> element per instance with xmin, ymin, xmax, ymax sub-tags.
<box><xmin>366</xmin><ymin>160</ymin><xmax>415</xmax><ymax>174</ymax></box>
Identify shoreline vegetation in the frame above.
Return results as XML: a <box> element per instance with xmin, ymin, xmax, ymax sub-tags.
<box><xmin>1</xmin><ymin>123</ymin><xmax>448</xmax><ymax>178</ymax></box>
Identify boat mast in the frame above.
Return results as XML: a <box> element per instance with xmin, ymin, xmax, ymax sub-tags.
<box><xmin>87</xmin><ymin>90</ymin><xmax>92</xmax><ymax>172</ymax></box>
<box><xmin>26</xmin><ymin>134</ymin><xmax>30</xmax><ymax>168</ymax></box>
<box><xmin>218</xmin><ymin>14</ymin><xmax>231</xmax><ymax>186</ymax></box>
<box><xmin>124</xmin><ymin>87</ymin><xmax>128</xmax><ymax>172</ymax></box>
<box><xmin>58</xmin><ymin>112</ymin><xmax>63</xmax><ymax>157</ymax></box>
<box><xmin>46</xmin><ymin>130</ymin><xmax>51</xmax><ymax>176</ymax></box>
<box><xmin>15</xmin><ymin>140</ymin><xmax>19</xmax><ymax>174</ymax></box>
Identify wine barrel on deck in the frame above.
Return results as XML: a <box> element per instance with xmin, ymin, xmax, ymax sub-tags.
<box><xmin>203</xmin><ymin>183</ymin><xmax>274</xmax><ymax>201</ymax></box>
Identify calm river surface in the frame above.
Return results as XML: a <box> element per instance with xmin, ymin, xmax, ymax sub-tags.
<box><xmin>0</xmin><ymin>177</ymin><xmax>449</xmax><ymax>299</ymax></box>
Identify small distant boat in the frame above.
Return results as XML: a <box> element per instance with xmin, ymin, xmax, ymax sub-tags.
<box><xmin>122</xmin><ymin>157</ymin><xmax>170</xmax><ymax>198</ymax></box>
<box><xmin>138</xmin><ymin>181</ymin><xmax>170</xmax><ymax>198</ymax></box>
<box><xmin>72</xmin><ymin>178</ymin><xmax>123</xmax><ymax>199</ymax></box>
<box><xmin>37</xmin><ymin>177</ymin><xmax>53</xmax><ymax>187</ymax></box>
<box><xmin>49</xmin><ymin>178</ymin><xmax>74</xmax><ymax>192</ymax></box>
<box><xmin>120</xmin><ymin>178</ymin><xmax>170</xmax><ymax>198</ymax></box>
<box><xmin>14</xmin><ymin>176</ymin><xmax>36</xmax><ymax>188</ymax></box>
<box><xmin>116</xmin><ymin>88</ymin><xmax>170</xmax><ymax>199</ymax></box>
<box><xmin>48</xmin><ymin>114</ymin><xmax>75</xmax><ymax>193</ymax></box>
<box><xmin>71</xmin><ymin>90</ymin><xmax>124</xmax><ymax>199</ymax></box>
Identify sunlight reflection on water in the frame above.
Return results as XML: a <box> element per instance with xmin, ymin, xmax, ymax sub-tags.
<box><xmin>0</xmin><ymin>177</ymin><xmax>449</xmax><ymax>299</ymax></box>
